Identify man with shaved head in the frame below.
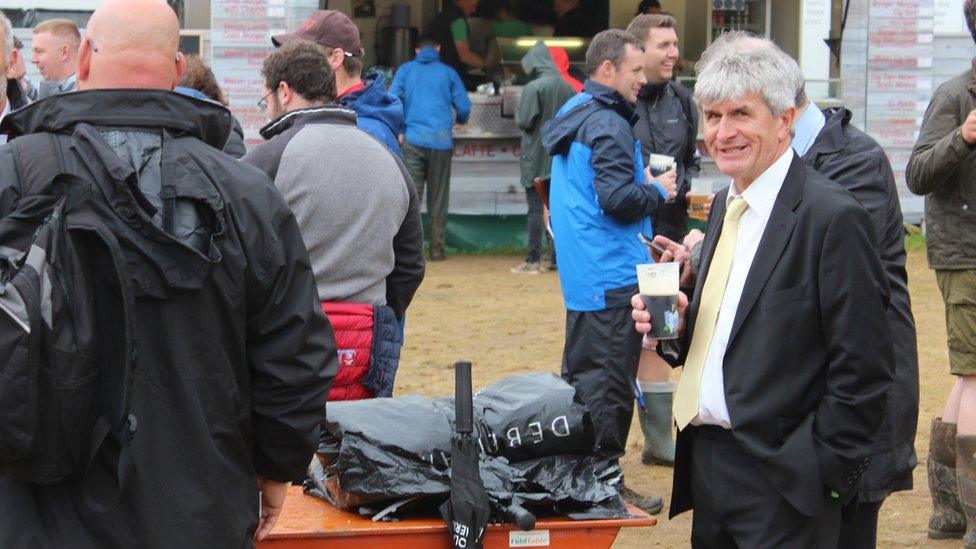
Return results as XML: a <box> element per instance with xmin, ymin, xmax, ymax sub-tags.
<box><xmin>0</xmin><ymin>0</ymin><xmax>336</xmax><ymax>545</ymax></box>
<box><xmin>31</xmin><ymin>18</ymin><xmax>80</xmax><ymax>98</ymax></box>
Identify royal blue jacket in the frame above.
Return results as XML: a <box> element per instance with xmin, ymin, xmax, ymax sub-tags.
<box><xmin>340</xmin><ymin>73</ymin><xmax>404</xmax><ymax>156</ymax></box>
<box><xmin>390</xmin><ymin>46</ymin><xmax>471</xmax><ymax>151</ymax></box>
<box><xmin>541</xmin><ymin>80</ymin><xmax>668</xmax><ymax>311</ymax></box>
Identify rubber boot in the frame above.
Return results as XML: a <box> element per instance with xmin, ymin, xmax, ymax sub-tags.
<box><xmin>929</xmin><ymin>418</ymin><xmax>966</xmax><ymax>539</ymax></box>
<box><xmin>957</xmin><ymin>434</ymin><xmax>976</xmax><ymax>548</ymax></box>
<box><xmin>638</xmin><ymin>390</ymin><xmax>675</xmax><ymax>466</ymax></box>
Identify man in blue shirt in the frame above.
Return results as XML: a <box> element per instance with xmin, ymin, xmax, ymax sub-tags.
<box><xmin>391</xmin><ymin>36</ymin><xmax>471</xmax><ymax>261</ymax></box>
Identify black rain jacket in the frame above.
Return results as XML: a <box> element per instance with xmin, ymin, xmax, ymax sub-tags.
<box><xmin>0</xmin><ymin>89</ymin><xmax>337</xmax><ymax>547</ymax></box>
<box><xmin>803</xmin><ymin>107</ymin><xmax>919</xmax><ymax>502</ymax></box>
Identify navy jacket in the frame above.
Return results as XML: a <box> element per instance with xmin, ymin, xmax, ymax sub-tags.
<box><xmin>541</xmin><ymin>80</ymin><xmax>667</xmax><ymax>311</ymax></box>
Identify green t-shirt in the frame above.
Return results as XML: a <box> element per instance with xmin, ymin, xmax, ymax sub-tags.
<box><xmin>490</xmin><ymin>19</ymin><xmax>533</xmax><ymax>39</ymax></box>
<box><xmin>450</xmin><ymin>17</ymin><xmax>469</xmax><ymax>42</ymax></box>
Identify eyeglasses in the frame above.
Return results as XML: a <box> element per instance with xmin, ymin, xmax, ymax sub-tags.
<box><xmin>257</xmin><ymin>89</ymin><xmax>275</xmax><ymax>110</ymax></box>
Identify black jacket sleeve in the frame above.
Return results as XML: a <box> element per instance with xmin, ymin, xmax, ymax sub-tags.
<box><xmin>245</xmin><ymin>186</ymin><xmax>338</xmax><ymax>482</ymax></box>
<box><xmin>588</xmin><ymin>114</ymin><xmax>666</xmax><ymax>223</ymax></box>
<box><xmin>813</xmin><ymin>202</ymin><xmax>893</xmax><ymax>499</ymax></box>
<box><xmin>387</xmin><ymin>158</ymin><xmax>426</xmax><ymax>319</ymax></box>
<box><xmin>0</xmin><ymin>145</ymin><xmax>22</xmax><ymax>216</ymax></box>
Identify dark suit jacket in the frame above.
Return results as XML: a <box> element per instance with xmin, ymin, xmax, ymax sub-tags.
<box><xmin>803</xmin><ymin>107</ymin><xmax>918</xmax><ymax>502</ymax></box>
<box><xmin>662</xmin><ymin>153</ymin><xmax>894</xmax><ymax>518</ymax></box>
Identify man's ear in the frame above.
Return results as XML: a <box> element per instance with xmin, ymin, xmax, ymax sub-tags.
<box><xmin>172</xmin><ymin>51</ymin><xmax>186</xmax><ymax>89</ymax></box>
<box><xmin>329</xmin><ymin>48</ymin><xmax>344</xmax><ymax>70</ymax></box>
<box><xmin>60</xmin><ymin>44</ymin><xmax>70</xmax><ymax>63</ymax></box>
<box><xmin>76</xmin><ymin>39</ymin><xmax>92</xmax><ymax>86</ymax></box>
<box><xmin>779</xmin><ymin>106</ymin><xmax>797</xmax><ymax>139</ymax></box>
<box><xmin>278</xmin><ymin>80</ymin><xmax>292</xmax><ymax>108</ymax></box>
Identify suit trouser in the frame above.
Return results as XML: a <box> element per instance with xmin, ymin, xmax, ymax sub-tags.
<box><xmin>836</xmin><ymin>500</ymin><xmax>882</xmax><ymax>549</ymax></box>
<box><xmin>688</xmin><ymin>426</ymin><xmax>842</xmax><ymax>549</ymax></box>
<box><xmin>561</xmin><ymin>306</ymin><xmax>641</xmax><ymax>462</ymax></box>
<box><xmin>402</xmin><ymin>140</ymin><xmax>452</xmax><ymax>257</ymax></box>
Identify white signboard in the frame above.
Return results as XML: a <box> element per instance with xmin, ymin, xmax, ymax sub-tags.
<box><xmin>935</xmin><ymin>0</ymin><xmax>968</xmax><ymax>35</ymax></box>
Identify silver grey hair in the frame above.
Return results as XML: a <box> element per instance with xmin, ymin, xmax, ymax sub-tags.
<box><xmin>0</xmin><ymin>12</ymin><xmax>12</xmax><ymax>61</ymax></box>
<box><xmin>693</xmin><ymin>32</ymin><xmax>799</xmax><ymax>116</ymax></box>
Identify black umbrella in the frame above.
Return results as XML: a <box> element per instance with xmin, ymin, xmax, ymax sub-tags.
<box><xmin>440</xmin><ymin>361</ymin><xmax>491</xmax><ymax>549</ymax></box>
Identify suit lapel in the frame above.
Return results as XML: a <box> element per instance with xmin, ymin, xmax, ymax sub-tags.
<box><xmin>725</xmin><ymin>155</ymin><xmax>805</xmax><ymax>348</ymax></box>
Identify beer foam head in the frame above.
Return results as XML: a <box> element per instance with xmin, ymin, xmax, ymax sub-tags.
<box><xmin>637</xmin><ymin>262</ymin><xmax>679</xmax><ymax>295</ymax></box>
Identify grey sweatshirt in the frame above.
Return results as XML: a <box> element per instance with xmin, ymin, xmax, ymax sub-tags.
<box><xmin>243</xmin><ymin>106</ymin><xmax>425</xmax><ymax>318</ymax></box>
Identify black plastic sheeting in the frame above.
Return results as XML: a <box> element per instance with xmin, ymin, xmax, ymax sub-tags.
<box><xmin>306</xmin><ymin>372</ymin><xmax>630</xmax><ymax>522</ymax></box>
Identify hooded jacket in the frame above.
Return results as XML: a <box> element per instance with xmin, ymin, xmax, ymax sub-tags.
<box><xmin>548</xmin><ymin>46</ymin><xmax>583</xmax><ymax>93</ymax></box>
<box><xmin>541</xmin><ymin>80</ymin><xmax>668</xmax><ymax>311</ymax></box>
<box><xmin>390</xmin><ymin>46</ymin><xmax>471</xmax><ymax>151</ymax></box>
<box><xmin>804</xmin><ymin>107</ymin><xmax>918</xmax><ymax>502</ymax></box>
<box><xmin>634</xmin><ymin>80</ymin><xmax>700</xmax><ymax>240</ymax></box>
<box><xmin>906</xmin><ymin>65</ymin><xmax>976</xmax><ymax>269</ymax></box>
<box><xmin>173</xmin><ymin>86</ymin><xmax>247</xmax><ymax>158</ymax></box>
<box><xmin>516</xmin><ymin>42</ymin><xmax>575</xmax><ymax>188</ymax></box>
<box><xmin>339</xmin><ymin>73</ymin><xmax>404</xmax><ymax>156</ymax></box>
<box><xmin>0</xmin><ymin>90</ymin><xmax>336</xmax><ymax>547</ymax></box>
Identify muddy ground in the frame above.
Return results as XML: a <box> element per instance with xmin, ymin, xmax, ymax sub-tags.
<box><xmin>395</xmin><ymin>247</ymin><xmax>952</xmax><ymax>547</ymax></box>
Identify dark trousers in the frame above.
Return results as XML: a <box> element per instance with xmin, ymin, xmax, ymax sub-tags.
<box><xmin>836</xmin><ymin>500</ymin><xmax>882</xmax><ymax>548</ymax></box>
<box><xmin>524</xmin><ymin>186</ymin><xmax>554</xmax><ymax>264</ymax></box>
<box><xmin>689</xmin><ymin>426</ymin><xmax>842</xmax><ymax>548</ymax></box>
<box><xmin>561</xmin><ymin>307</ymin><xmax>641</xmax><ymax>461</ymax></box>
<box><xmin>402</xmin><ymin>140</ymin><xmax>452</xmax><ymax>257</ymax></box>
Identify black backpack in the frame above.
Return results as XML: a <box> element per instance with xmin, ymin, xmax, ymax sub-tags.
<box><xmin>0</xmin><ymin>133</ymin><xmax>138</xmax><ymax>507</ymax></box>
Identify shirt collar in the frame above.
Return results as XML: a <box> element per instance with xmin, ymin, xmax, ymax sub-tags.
<box><xmin>728</xmin><ymin>147</ymin><xmax>794</xmax><ymax>219</ymax></box>
<box><xmin>791</xmin><ymin>101</ymin><xmax>825</xmax><ymax>157</ymax></box>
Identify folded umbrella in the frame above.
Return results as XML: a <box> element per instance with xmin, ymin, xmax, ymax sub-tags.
<box><xmin>440</xmin><ymin>361</ymin><xmax>491</xmax><ymax>549</ymax></box>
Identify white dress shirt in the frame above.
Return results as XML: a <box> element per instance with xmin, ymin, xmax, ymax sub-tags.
<box><xmin>692</xmin><ymin>148</ymin><xmax>793</xmax><ymax>428</ymax></box>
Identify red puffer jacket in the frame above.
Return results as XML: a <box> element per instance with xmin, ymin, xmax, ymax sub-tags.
<box><xmin>322</xmin><ymin>302</ymin><xmax>374</xmax><ymax>401</ymax></box>
<box><xmin>322</xmin><ymin>302</ymin><xmax>402</xmax><ymax>401</ymax></box>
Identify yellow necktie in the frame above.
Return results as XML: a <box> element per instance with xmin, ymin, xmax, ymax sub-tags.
<box><xmin>673</xmin><ymin>197</ymin><xmax>749</xmax><ymax>430</ymax></box>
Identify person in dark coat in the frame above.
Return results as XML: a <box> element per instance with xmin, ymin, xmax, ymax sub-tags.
<box><xmin>425</xmin><ymin>0</ymin><xmax>485</xmax><ymax>90</ymax></box>
<box><xmin>177</xmin><ymin>54</ymin><xmax>247</xmax><ymax>158</ymax></box>
<box><xmin>0</xmin><ymin>0</ymin><xmax>337</xmax><ymax>545</ymax></box>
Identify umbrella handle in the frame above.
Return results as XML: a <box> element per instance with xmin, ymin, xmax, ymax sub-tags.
<box><xmin>455</xmin><ymin>361</ymin><xmax>473</xmax><ymax>434</ymax></box>
<box><xmin>501</xmin><ymin>503</ymin><xmax>536</xmax><ymax>531</ymax></box>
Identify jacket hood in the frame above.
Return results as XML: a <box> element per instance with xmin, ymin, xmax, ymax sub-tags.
<box><xmin>338</xmin><ymin>73</ymin><xmax>404</xmax><ymax>137</ymax></box>
<box><xmin>0</xmin><ymin>89</ymin><xmax>233</xmax><ymax>148</ymax></box>
<box><xmin>812</xmin><ymin>106</ymin><xmax>853</xmax><ymax>155</ymax></box>
<box><xmin>549</xmin><ymin>47</ymin><xmax>583</xmax><ymax>93</ymax></box>
<box><xmin>521</xmin><ymin>41</ymin><xmax>559</xmax><ymax>79</ymax></box>
<box><xmin>259</xmin><ymin>105</ymin><xmax>357</xmax><ymax>140</ymax></box>
<box><xmin>542</xmin><ymin>79</ymin><xmax>636</xmax><ymax>156</ymax></box>
<box><xmin>637</xmin><ymin>81</ymin><xmax>669</xmax><ymax>100</ymax></box>
<box><xmin>416</xmin><ymin>45</ymin><xmax>440</xmax><ymax>64</ymax></box>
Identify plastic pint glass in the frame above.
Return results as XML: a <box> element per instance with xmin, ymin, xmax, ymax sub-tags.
<box><xmin>636</xmin><ymin>262</ymin><xmax>680</xmax><ymax>340</ymax></box>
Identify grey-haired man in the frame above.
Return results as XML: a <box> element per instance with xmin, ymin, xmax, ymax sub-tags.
<box><xmin>632</xmin><ymin>37</ymin><xmax>892</xmax><ymax>545</ymax></box>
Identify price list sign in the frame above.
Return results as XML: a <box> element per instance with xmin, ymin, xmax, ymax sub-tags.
<box><xmin>842</xmin><ymin>0</ymin><xmax>934</xmax><ymax>222</ymax></box>
<box><xmin>211</xmin><ymin>0</ymin><xmax>317</xmax><ymax>149</ymax></box>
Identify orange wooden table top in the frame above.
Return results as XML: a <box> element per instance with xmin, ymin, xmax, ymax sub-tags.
<box><xmin>257</xmin><ymin>486</ymin><xmax>657</xmax><ymax>549</ymax></box>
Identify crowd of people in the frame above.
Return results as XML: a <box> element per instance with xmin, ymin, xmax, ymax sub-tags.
<box><xmin>0</xmin><ymin>0</ymin><xmax>974</xmax><ymax>547</ymax></box>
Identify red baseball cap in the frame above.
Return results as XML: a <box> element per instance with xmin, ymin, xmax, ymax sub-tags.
<box><xmin>272</xmin><ymin>10</ymin><xmax>363</xmax><ymax>56</ymax></box>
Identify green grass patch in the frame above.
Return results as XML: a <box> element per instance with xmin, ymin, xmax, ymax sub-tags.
<box><xmin>905</xmin><ymin>233</ymin><xmax>926</xmax><ymax>252</ymax></box>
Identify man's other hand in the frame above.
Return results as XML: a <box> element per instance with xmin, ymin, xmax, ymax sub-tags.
<box><xmin>254</xmin><ymin>476</ymin><xmax>289</xmax><ymax>541</ymax></box>
<box><xmin>963</xmin><ymin>109</ymin><xmax>976</xmax><ymax>145</ymax></box>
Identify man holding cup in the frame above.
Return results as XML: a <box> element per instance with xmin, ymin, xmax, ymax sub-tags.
<box><xmin>541</xmin><ymin>29</ymin><xmax>676</xmax><ymax>515</ymax></box>
<box><xmin>631</xmin><ymin>39</ymin><xmax>892</xmax><ymax>544</ymax></box>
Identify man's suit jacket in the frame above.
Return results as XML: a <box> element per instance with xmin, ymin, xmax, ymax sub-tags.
<box><xmin>663</xmin><ymin>153</ymin><xmax>894</xmax><ymax>519</ymax></box>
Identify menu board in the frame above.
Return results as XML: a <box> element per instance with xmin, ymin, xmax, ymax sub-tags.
<box><xmin>841</xmin><ymin>0</ymin><xmax>934</xmax><ymax>222</ymax></box>
<box><xmin>211</xmin><ymin>0</ymin><xmax>317</xmax><ymax>149</ymax></box>
<box><xmin>935</xmin><ymin>0</ymin><xmax>968</xmax><ymax>34</ymax></box>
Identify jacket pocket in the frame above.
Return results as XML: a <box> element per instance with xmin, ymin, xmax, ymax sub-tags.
<box><xmin>760</xmin><ymin>284</ymin><xmax>810</xmax><ymax>312</ymax></box>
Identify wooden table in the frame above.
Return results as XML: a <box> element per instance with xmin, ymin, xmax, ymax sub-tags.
<box><xmin>257</xmin><ymin>486</ymin><xmax>657</xmax><ymax>549</ymax></box>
